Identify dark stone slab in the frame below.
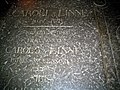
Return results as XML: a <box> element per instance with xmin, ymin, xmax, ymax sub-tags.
<box><xmin>0</xmin><ymin>0</ymin><xmax>120</xmax><ymax>90</ymax></box>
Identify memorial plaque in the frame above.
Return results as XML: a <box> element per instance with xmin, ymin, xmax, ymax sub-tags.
<box><xmin>0</xmin><ymin>0</ymin><xmax>120</xmax><ymax>90</ymax></box>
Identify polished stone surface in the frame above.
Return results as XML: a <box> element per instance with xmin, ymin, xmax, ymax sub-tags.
<box><xmin>0</xmin><ymin>0</ymin><xmax>120</xmax><ymax>90</ymax></box>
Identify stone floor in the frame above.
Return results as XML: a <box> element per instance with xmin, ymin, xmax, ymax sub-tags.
<box><xmin>0</xmin><ymin>0</ymin><xmax>120</xmax><ymax>90</ymax></box>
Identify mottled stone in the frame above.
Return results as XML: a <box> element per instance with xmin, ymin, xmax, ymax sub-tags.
<box><xmin>0</xmin><ymin>0</ymin><xmax>120</xmax><ymax>90</ymax></box>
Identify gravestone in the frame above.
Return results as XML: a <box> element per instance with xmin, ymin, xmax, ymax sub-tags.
<box><xmin>0</xmin><ymin>0</ymin><xmax>120</xmax><ymax>90</ymax></box>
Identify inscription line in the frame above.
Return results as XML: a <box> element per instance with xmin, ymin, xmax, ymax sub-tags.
<box><xmin>24</xmin><ymin>26</ymin><xmax>73</xmax><ymax>28</ymax></box>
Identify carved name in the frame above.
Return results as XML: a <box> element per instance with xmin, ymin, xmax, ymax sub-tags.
<box><xmin>12</xmin><ymin>9</ymin><xmax>86</xmax><ymax>18</ymax></box>
<box><xmin>5</xmin><ymin>45</ymin><xmax>79</xmax><ymax>55</ymax></box>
